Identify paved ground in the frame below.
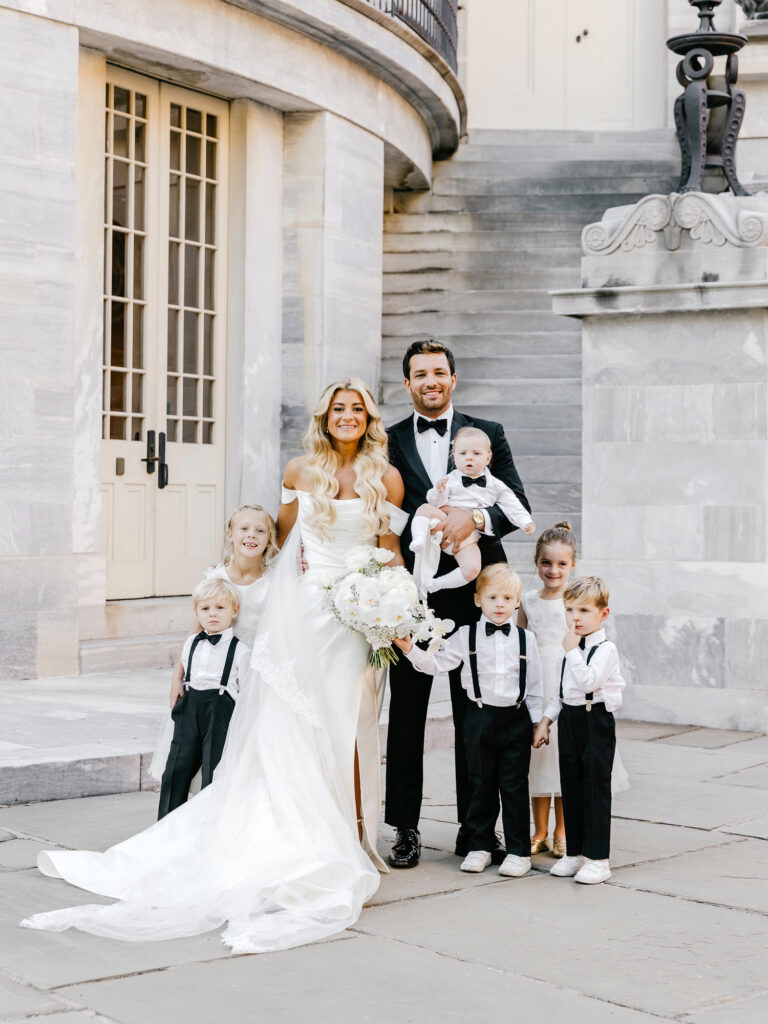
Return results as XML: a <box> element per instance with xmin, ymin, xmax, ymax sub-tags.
<box><xmin>0</xmin><ymin>720</ymin><xmax>767</xmax><ymax>1023</ymax></box>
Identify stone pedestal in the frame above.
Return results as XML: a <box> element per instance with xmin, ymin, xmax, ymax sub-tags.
<box><xmin>553</xmin><ymin>192</ymin><xmax>768</xmax><ymax>732</ymax></box>
<box><xmin>282</xmin><ymin>112</ymin><xmax>385</xmax><ymax>458</ymax></box>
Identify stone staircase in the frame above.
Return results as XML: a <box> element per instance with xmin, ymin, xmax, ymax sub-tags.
<box><xmin>78</xmin><ymin>597</ymin><xmax>191</xmax><ymax>674</ymax></box>
<box><xmin>380</xmin><ymin>129</ymin><xmax>680</xmax><ymax>564</ymax></box>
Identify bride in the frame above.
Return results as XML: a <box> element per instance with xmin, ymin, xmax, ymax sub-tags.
<box><xmin>21</xmin><ymin>378</ymin><xmax>407</xmax><ymax>953</ymax></box>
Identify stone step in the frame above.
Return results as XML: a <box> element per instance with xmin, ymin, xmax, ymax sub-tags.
<box><xmin>79</xmin><ymin>633</ymin><xmax>185</xmax><ymax>675</ymax></box>
<box><xmin>383</xmin><ymin>269</ymin><xmax>580</xmax><ymax>294</ymax></box>
<box><xmin>382</xmin><ymin>333</ymin><xmax>581</xmax><ymax>358</ymax></box>
<box><xmin>380</xmin><ymin>402</ymin><xmax>582</xmax><ymax>432</ymax></box>
<box><xmin>383</xmin><ymin>289</ymin><xmax>561</xmax><ymax>314</ymax></box>
<box><xmin>451</xmin><ymin>142</ymin><xmax>679</xmax><ymax>162</ymax></box>
<box><xmin>393</xmin><ymin>190</ymin><xmax>650</xmax><ymax>215</ymax></box>
<box><xmin>431</xmin><ymin>175</ymin><xmax>679</xmax><ymax>198</ymax></box>
<box><xmin>384</xmin><ymin>211</ymin><xmax>599</xmax><ymax>233</ymax></box>
<box><xmin>381</xmin><ymin>377</ymin><xmax>580</xmax><ymax>406</ymax></box>
<box><xmin>383</xmin><ymin>229</ymin><xmax>584</xmax><ymax>253</ymax></box>
<box><xmin>382</xmin><ymin>310</ymin><xmax>579</xmax><ymax>336</ymax></box>
<box><xmin>466</xmin><ymin>128</ymin><xmax>676</xmax><ymax>146</ymax></box>
<box><xmin>382</xmin><ymin>353</ymin><xmax>580</xmax><ymax>380</ymax></box>
<box><xmin>431</xmin><ymin>159</ymin><xmax>679</xmax><ymax>182</ymax></box>
<box><xmin>383</xmin><ymin>249</ymin><xmax>583</xmax><ymax>272</ymax></box>
<box><xmin>79</xmin><ymin>596</ymin><xmax>192</xmax><ymax>641</ymax></box>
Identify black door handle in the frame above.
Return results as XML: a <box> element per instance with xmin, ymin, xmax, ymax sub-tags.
<box><xmin>141</xmin><ymin>430</ymin><xmax>157</xmax><ymax>473</ymax></box>
<box><xmin>158</xmin><ymin>431</ymin><xmax>168</xmax><ymax>489</ymax></box>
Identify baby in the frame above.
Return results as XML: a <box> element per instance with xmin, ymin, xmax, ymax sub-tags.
<box><xmin>410</xmin><ymin>426</ymin><xmax>535</xmax><ymax>595</ymax></box>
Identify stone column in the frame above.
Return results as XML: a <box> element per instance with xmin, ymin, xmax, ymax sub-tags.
<box><xmin>227</xmin><ymin>99</ymin><xmax>283</xmax><ymax>516</ymax></box>
<box><xmin>282</xmin><ymin>112</ymin><xmax>385</xmax><ymax>458</ymax></box>
<box><xmin>0</xmin><ymin>8</ymin><xmax>80</xmax><ymax>677</ymax></box>
<box><xmin>553</xmin><ymin>192</ymin><xmax>768</xmax><ymax>732</ymax></box>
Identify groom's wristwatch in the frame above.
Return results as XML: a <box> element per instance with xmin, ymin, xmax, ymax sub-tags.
<box><xmin>472</xmin><ymin>509</ymin><xmax>485</xmax><ymax>530</ymax></box>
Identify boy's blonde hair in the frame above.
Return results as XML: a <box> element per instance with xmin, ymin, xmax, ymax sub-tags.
<box><xmin>192</xmin><ymin>577</ymin><xmax>240</xmax><ymax>615</ymax></box>
<box><xmin>563</xmin><ymin>575</ymin><xmax>610</xmax><ymax>610</ymax></box>
<box><xmin>475</xmin><ymin>562</ymin><xmax>522</xmax><ymax>601</ymax></box>
<box><xmin>452</xmin><ymin>425</ymin><xmax>491</xmax><ymax>450</ymax></box>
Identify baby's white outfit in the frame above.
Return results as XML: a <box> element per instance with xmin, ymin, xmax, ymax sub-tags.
<box><xmin>410</xmin><ymin>468</ymin><xmax>534</xmax><ymax>596</ymax></box>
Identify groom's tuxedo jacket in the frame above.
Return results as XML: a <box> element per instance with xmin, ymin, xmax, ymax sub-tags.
<box><xmin>387</xmin><ymin>409</ymin><xmax>530</xmax><ymax>579</ymax></box>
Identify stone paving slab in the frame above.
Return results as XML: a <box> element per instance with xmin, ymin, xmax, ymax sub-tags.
<box><xmin>615</xmin><ymin>720</ymin><xmax>695</xmax><ymax>741</ymax></box>
<box><xmin>0</xmin><ymin>791</ymin><xmax>157</xmax><ymax>850</ymax></box>
<box><xmin>655</xmin><ymin>727</ymin><xmax>764</xmax><ymax>749</ymax></box>
<box><xmin>0</xmin><ymin>837</ymin><xmax>64</xmax><ymax>871</ymax></box>
<box><xmin>617</xmin><ymin>736</ymin><xmax>768</xmax><ymax>783</ymax></box>
<box><xmin>684</xmin><ymin>991</ymin><xmax>768</xmax><ymax>1023</ymax></box>
<box><xmin>611</xmin><ymin>777</ymin><xmax>765</xmax><ymax>830</ymax></box>
<box><xmin>0</xmin><ymin>871</ymin><xmax>230</xmax><ymax>990</ymax></box>
<box><xmin>614</xmin><ymin>837</ymin><xmax>768</xmax><ymax>913</ymax></box>
<box><xmin>60</xmin><ymin>932</ymin><xmax>662</xmax><ymax>1024</ymax></box>
<box><xmin>0</xmin><ymin>974</ymin><xmax>68</xmax><ymax>1020</ymax></box>
<box><xmin>713</xmin><ymin>763</ymin><xmax>768</xmax><ymax>789</ymax></box>
<box><xmin>356</xmin><ymin>879</ymin><xmax>768</xmax><ymax>1018</ymax></box>
<box><xmin>720</xmin><ymin>814</ymin><xmax>768</xmax><ymax>840</ymax></box>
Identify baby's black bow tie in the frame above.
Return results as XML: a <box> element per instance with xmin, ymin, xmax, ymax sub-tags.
<box><xmin>416</xmin><ymin>416</ymin><xmax>447</xmax><ymax>436</ymax></box>
<box><xmin>485</xmin><ymin>621</ymin><xmax>511</xmax><ymax>637</ymax></box>
<box><xmin>198</xmin><ymin>631</ymin><xmax>222</xmax><ymax>645</ymax></box>
<box><xmin>462</xmin><ymin>474</ymin><xmax>486</xmax><ymax>488</ymax></box>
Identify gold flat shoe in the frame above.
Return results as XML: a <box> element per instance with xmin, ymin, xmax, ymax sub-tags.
<box><xmin>552</xmin><ymin>838</ymin><xmax>567</xmax><ymax>857</ymax></box>
<box><xmin>530</xmin><ymin>836</ymin><xmax>551</xmax><ymax>855</ymax></box>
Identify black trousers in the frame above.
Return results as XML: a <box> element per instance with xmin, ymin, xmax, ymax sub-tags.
<box><xmin>558</xmin><ymin>703</ymin><xmax>615</xmax><ymax>860</ymax></box>
<box><xmin>157</xmin><ymin>687</ymin><xmax>234</xmax><ymax>820</ymax></box>
<box><xmin>463</xmin><ymin>702</ymin><xmax>532</xmax><ymax>855</ymax></box>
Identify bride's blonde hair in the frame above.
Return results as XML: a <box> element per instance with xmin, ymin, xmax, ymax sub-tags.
<box><xmin>303</xmin><ymin>378</ymin><xmax>391</xmax><ymax>540</ymax></box>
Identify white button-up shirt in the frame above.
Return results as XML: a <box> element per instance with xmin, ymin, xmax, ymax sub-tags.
<box><xmin>426</xmin><ymin>469</ymin><xmax>533</xmax><ymax>532</ymax></box>
<box><xmin>406</xmin><ymin>615</ymin><xmax>543</xmax><ymax>719</ymax></box>
<box><xmin>180</xmin><ymin>627</ymin><xmax>251</xmax><ymax>701</ymax></box>
<box><xmin>413</xmin><ymin>405</ymin><xmax>454</xmax><ymax>486</ymax></box>
<box><xmin>544</xmin><ymin>628</ymin><xmax>626</xmax><ymax>721</ymax></box>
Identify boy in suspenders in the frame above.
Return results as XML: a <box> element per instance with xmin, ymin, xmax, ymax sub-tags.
<box><xmin>533</xmin><ymin>576</ymin><xmax>626</xmax><ymax>884</ymax></box>
<box><xmin>158</xmin><ymin>578</ymin><xmax>252</xmax><ymax>819</ymax></box>
<box><xmin>394</xmin><ymin>564</ymin><xmax>543</xmax><ymax>878</ymax></box>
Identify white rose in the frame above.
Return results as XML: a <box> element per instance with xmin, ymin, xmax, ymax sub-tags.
<box><xmin>372</xmin><ymin>548</ymin><xmax>394</xmax><ymax>564</ymax></box>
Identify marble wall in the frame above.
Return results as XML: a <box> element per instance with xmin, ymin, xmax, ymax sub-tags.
<box><xmin>282</xmin><ymin>112</ymin><xmax>385</xmax><ymax>459</ymax></box>
<box><xmin>554</xmin><ymin>193</ymin><xmax>768</xmax><ymax>732</ymax></box>
<box><xmin>0</xmin><ymin>7</ymin><xmax>80</xmax><ymax>677</ymax></box>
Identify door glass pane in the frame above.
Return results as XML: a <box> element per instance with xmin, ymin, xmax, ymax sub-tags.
<box><xmin>165</xmin><ymin>97</ymin><xmax>222</xmax><ymax>445</ymax></box>
<box><xmin>103</xmin><ymin>79</ymin><xmax>147</xmax><ymax>441</ymax></box>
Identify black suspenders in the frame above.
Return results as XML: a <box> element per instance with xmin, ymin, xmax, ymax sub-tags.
<box><xmin>559</xmin><ymin>640</ymin><xmax>606</xmax><ymax>711</ymax></box>
<box><xmin>185</xmin><ymin>632</ymin><xmax>240</xmax><ymax>695</ymax></box>
<box><xmin>467</xmin><ymin>621</ymin><xmax>527</xmax><ymax>710</ymax></box>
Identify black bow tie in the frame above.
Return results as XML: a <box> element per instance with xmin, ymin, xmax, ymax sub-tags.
<box><xmin>199</xmin><ymin>631</ymin><xmax>222</xmax><ymax>645</ymax></box>
<box><xmin>417</xmin><ymin>416</ymin><xmax>447</xmax><ymax>436</ymax></box>
<box><xmin>485</xmin><ymin>621</ymin><xmax>511</xmax><ymax>637</ymax></box>
<box><xmin>579</xmin><ymin>637</ymin><xmax>586</xmax><ymax>650</ymax></box>
<box><xmin>462</xmin><ymin>474</ymin><xmax>486</xmax><ymax>488</ymax></box>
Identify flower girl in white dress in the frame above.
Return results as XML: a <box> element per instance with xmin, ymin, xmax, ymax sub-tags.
<box><xmin>520</xmin><ymin>523</ymin><xmax>628</xmax><ymax>857</ymax></box>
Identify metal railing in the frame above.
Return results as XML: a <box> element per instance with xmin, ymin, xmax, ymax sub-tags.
<box><xmin>362</xmin><ymin>1</ymin><xmax>458</xmax><ymax>71</ymax></box>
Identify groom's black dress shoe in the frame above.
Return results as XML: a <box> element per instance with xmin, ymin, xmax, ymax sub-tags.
<box><xmin>388</xmin><ymin>828</ymin><xmax>421</xmax><ymax>868</ymax></box>
<box><xmin>455</xmin><ymin>826</ymin><xmax>506</xmax><ymax>865</ymax></box>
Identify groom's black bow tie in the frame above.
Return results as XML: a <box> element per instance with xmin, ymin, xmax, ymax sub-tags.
<box><xmin>417</xmin><ymin>416</ymin><xmax>448</xmax><ymax>436</ymax></box>
<box><xmin>485</xmin><ymin>621</ymin><xmax>511</xmax><ymax>637</ymax></box>
<box><xmin>198</xmin><ymin>631</ymin><xmax>222</xmax><ymax>645</ymax></box>
<box><xmin>462</xmin><ymin>474</ymin><xmax>486</xmax><ymax>488</ymax></box>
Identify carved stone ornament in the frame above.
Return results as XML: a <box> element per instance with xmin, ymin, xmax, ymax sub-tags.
<box><xmin>734</xmin><ymin>1</ymin><xmax>768</xmax><ymax>19</ymax></box>
<box><xmin>581</xmin><ymin>193</ymin><xmax>768</xmax><ymax>255</ymax></box>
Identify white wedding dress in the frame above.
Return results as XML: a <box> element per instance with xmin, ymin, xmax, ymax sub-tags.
<box><xmin>22</xmin><ymin>491</ymin><xmax>407</xmax><ymax>953</ymax></box>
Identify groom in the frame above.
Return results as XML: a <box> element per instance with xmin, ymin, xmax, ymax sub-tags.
<box><xmin>385</xmin><ymin>339</ymin><xmax>531</xmax><ymax>868</ymax></box>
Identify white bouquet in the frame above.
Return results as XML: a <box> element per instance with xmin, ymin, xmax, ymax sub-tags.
<box><xmin>320</xmin><ymin>546</ymin><xmax>454</xmax><ymax>669</ymax></box>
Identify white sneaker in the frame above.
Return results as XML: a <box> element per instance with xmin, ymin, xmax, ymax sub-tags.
<box><xmin>460</xmin><ymin>850</ymin><xmax>492</xmax><ymax>873</ymax></box>
<box><xmin>498</xmin><ymin>854</ymin><xmax>531</xmax><ymax>877</ymax></box>
<box><xmin>574</xmin><ymin>858</ymin><xmax>611</xmax><ymax>884</ymax></box>
<box><xmin>550</xmin><ymin>854</ymin><xmax>585</xmax><ymax>877</ymax></box>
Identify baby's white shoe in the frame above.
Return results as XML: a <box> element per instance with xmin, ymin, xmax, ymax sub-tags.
<box><xmin>550</xmin><ymin>854</ymin><xmax>585</xmax><ymax>877</ymax></box>
<box><xmin>498</xmin><ymin>854</ymin><xmax>531</xmax><ymax>877</ymax></box>
<box><xmin>460</xmin><ymin>850</ymin><xmax>492</xmax><ymax>873</ymax></box>
<box><xmin>574</xmin><ymin>858</ymin><xmax>611</xmax><ymax>884</ymax></box>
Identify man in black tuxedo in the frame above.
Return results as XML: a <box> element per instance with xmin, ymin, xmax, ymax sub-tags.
<box><xmin>385</xmin><ymin>339</ymin><xmax>531</xmax><ymax>868</ymax></box>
